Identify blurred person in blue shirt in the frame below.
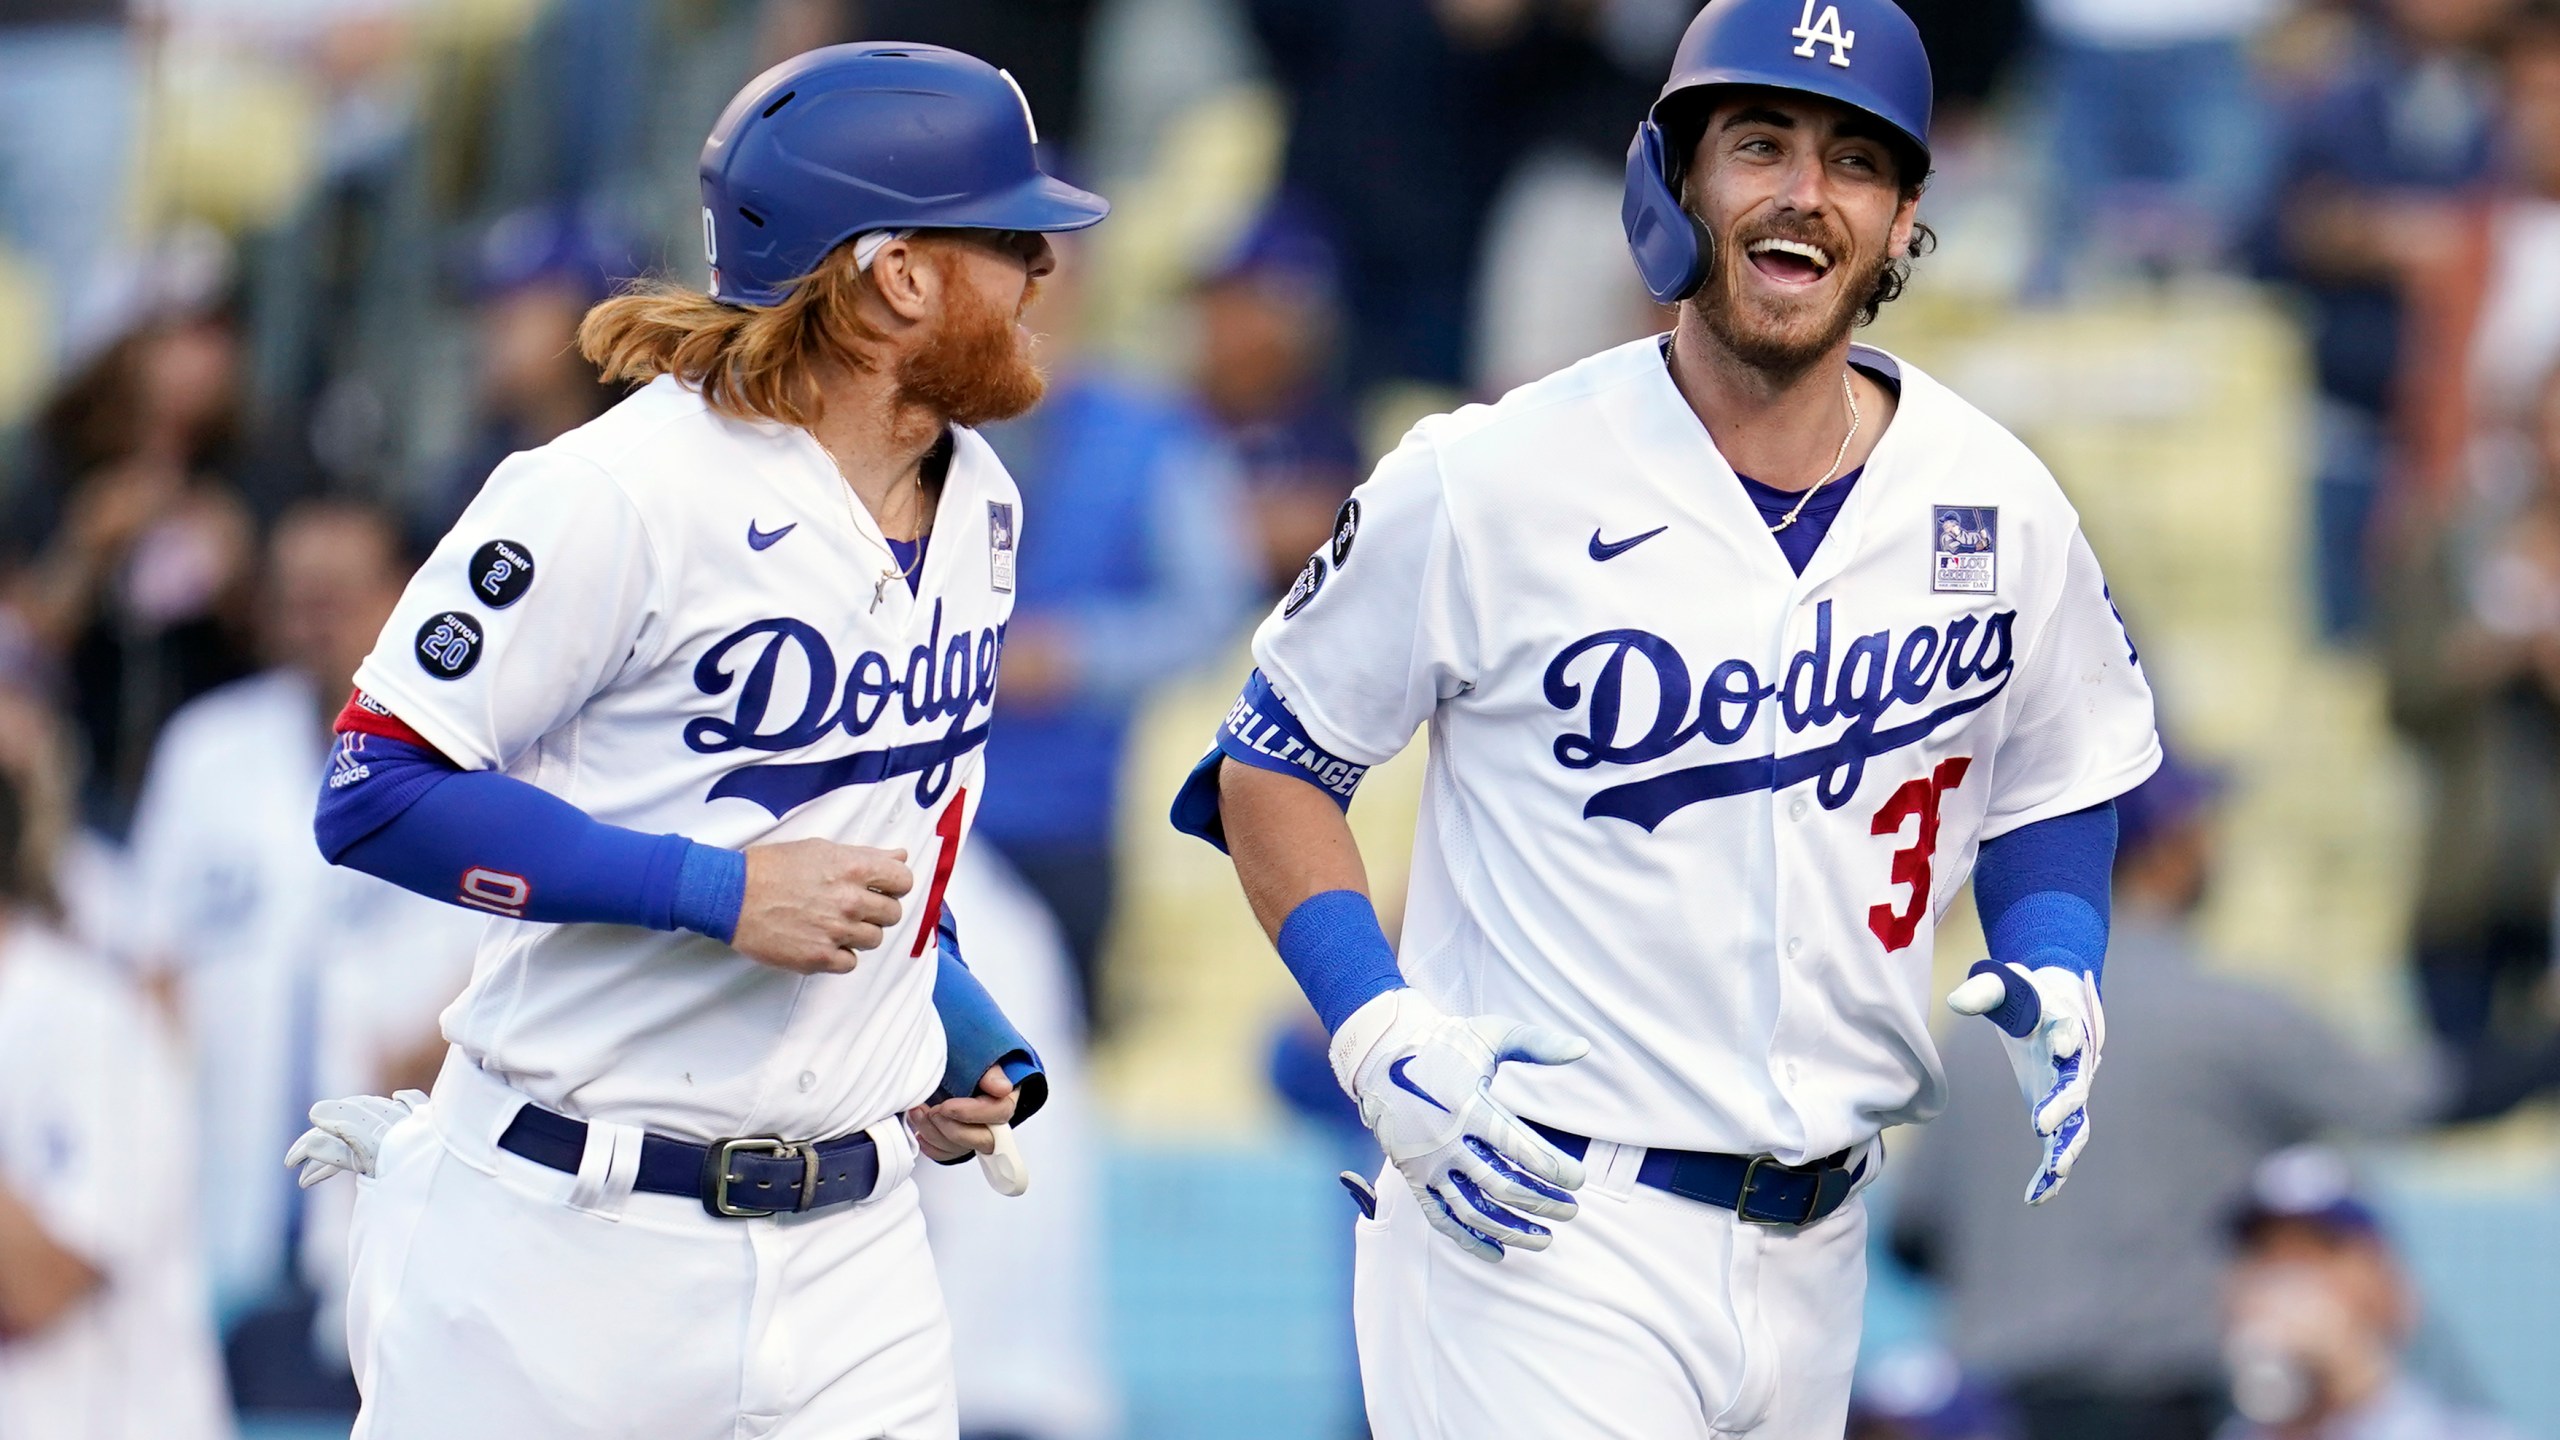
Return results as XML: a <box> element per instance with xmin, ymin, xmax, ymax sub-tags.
<box><xmin>416</xmin><ymin>204</ymin><xmax>640</xmax><ymax>545</ymax></box>
<box><xmin>2261</xmin><ymin>0</ymin><xmax>2513</xmax><ymax>637</ymax></box>
<box><xmin>975</xmin><ymin>242</ymin><xmax>1256</xmax><ymax>1025</ymax></box>
<box><xmin>1190</xmin><ymin>202</ymin><xmax>1366</xmax><ymax>592</ymax></box>
<box><xmin>2219</xmin><ymin>1147</ymin><xmax>2522</xmax><ymax>1440</ymax></box>
<box><xmin>2028</xmin><ymin>0</ymin><xmax>2285</xmax><ymax>294</ymax></box>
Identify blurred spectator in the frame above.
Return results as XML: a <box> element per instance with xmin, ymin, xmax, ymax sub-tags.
<box><xmin>417</xmin><ymin>204</ymin><xmax>636</xmax><ymax>544</ymax></box>
<box><xmin>0</xmin><ymin>685</ymin><xmax>234</xmax><ymax>1440</ymax></box>
<box><xmin>2026</xmin><ymin>0</ymin><xmax>2284</xmax><ymax>295</ymax></box>
<box><xmin>2219</xmin><ymin>1146</ymin><xmax>2521</xmax><ymax>1440</ymax></box>
<box><xmin>1901</xmin><ymin>0</ymin><xmax>2033</xmax><ymax>122</ymax></box>
<box><xmin>0</xmin><ymin>0</ymin><xmax>136</xmax><ymax>361</ymax></box>
<box><xmin>2401</xmin><ymin>2</ymin><xmax>2560</xmax><ymax>507</ymax></box>
<box><xmin>1189</xmin><ymin>202</ymin><xmax>1365</xmax><ymax>591</ymax></box>
<box><xmin>122</xmin><ymin>499</ymin><xmax>478</xmax><ymax>1413</ymax></box>
<box><xmin>1245</xmin><ymin>0</ymin><xmax>1591</xmax><ymax>394</ymax></box>
<box><xmin>1851</xmin><ymin>1345</ymin><xmax>2024</xmax><ymax>1440</ymax></box>
<box><xmin>977</xmin><ymin>240</ymin><xmax>1256</xmax><ymax>1026</ymax></box>
<box><xmin>914</xmin><ymin>846</ymin><xmax>1121</xmax><ymax>1440</ymax></box>
<box><xmin>2264</xmin><ymin>0</ymin><xmax>2514</xmax><ymax>637</ymax></box>
<box><xmin>2380</xmin><ymin>363</ymin><xmax>2560</xmax><ymax>1053</ymax></box>
<box><xmin>1892</xmin><ymin>751</ymin><xmax>2450</xmax><ymax>1440</ymax></box>
<box><xmin>0</xmin><ymin>307</ymin><xmax>259</xmax><ymax>829</ymax></box>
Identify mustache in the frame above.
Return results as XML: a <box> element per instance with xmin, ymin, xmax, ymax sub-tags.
<box><xmin>1729</xmin><ymin>215</ymin><xmax>1852</xmax><ymax>265</ymax></box>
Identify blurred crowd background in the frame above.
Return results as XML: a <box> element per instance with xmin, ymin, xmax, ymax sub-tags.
<box><xmin>1</xmin><ymin>0</ymin><xmax>2558</xmax><ymax>1437</ymax></box>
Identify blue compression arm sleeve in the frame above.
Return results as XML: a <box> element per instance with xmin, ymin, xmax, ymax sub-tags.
<box><xmin>316</xmin><ymin>732</ymin><xmax>746</xmax><ymax>940</ymax></box>
<box><xmin>931</xmin><ymin>907</ymin><xmax>1048</xmax><ymax>1124</ymax></box>
<box><xmin>1277</xmin><ymin>890</ymin><xmax>1408</xmax><ymax>1035</ymax></box>
<box><xmin>1972</xmin><ymin>800</ymin><xmax>2117</xmax><ymax>989</ymax></box>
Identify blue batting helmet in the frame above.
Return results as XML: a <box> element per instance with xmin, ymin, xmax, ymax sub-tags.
<box><xmin>1622</xmin><ymin>0</ymin><xmax>1933</xmax><ymax>305</ymax></box>
<box><xmin>698</xmin><ymin>43</ymin><xmax>1110</xmax><ymax>307</ymax></box>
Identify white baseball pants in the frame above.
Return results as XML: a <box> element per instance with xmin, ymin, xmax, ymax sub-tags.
<box><xmin>344</xmin><ymin>1053</ymin><xmax>952</xmax><ymax>1440</ymax></box>
<box><xmin>1353</xmin><ymin>1136</ymin><xmax>1871</xmax><ymax>1438</ymax></box>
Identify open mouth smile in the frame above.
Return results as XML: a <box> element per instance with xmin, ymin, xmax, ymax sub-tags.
<box><xmin>1744</xmin><ymin>237</ymin><xmax>1835</xmax><ymax>287</ymax></box>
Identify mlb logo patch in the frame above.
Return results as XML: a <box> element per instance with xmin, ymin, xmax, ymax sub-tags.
<box><xmin>1932</xmin><ymin>506</ymin><xmax>1997</xmax><ymax>594</ymax></box>
<box><xmin>988</xmin><ymin>501</ymin><xmax>1016</xmax><ymax>593</ymax></box>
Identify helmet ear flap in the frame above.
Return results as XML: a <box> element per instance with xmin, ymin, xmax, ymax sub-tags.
<box><xmin>1621</xmin><ymin>119</ymin><xmax>1714</xmax><ymax>306</ymax></box>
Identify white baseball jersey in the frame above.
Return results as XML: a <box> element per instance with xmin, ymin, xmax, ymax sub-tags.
<box><xmin>0</xmin><ymin>922</ymin><xmax>232</xmax><ymax>1440</ymax></box>
<box><xmin>127</xmin><ymin>669</ymin><xmax>481</xmax><ymax>1318</ymax></box>
<box><xmin>1257</xmin><ymin>337</ymin><xmax>2159</xmax><ymax>1164</ymax></box>
<box><xmin>351</xmin><ymin>374</ymin><xmax>1020</xmax><ymax>1144</ymax></box>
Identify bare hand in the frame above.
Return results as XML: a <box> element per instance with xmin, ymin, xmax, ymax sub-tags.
<box><xmin>730</xmin><ymin>840</ymin><xmax>913</xmax><ymax>973</ymax></box>
<box><xmin>909</xmin><ymin>1065</ymin><xmax>1018</xmax><ymax>1163</ymax></box>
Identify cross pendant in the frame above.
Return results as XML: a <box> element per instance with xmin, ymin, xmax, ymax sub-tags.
<box><xmin>871</xmin><ymin>570</ymin><xmax>894</xmax><ymax>613</ymax></box>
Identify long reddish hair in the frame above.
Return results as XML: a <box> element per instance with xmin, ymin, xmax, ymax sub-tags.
<box><xmin>577</xmin><ymin>242</ymin><xmax>898</xmax><ymax>428</ymax></box>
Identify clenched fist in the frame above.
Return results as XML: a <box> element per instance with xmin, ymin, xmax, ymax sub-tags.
<box><xmin>731</xmin><ymin>839</ymin><xmax>914</xmax><ymax>973</ymax></box>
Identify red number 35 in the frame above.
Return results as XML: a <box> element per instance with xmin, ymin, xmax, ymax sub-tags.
<box><xmin>1867</xmin><ymin>757</ymin><xmax>1971</xmax><ymax>953</ymax></box>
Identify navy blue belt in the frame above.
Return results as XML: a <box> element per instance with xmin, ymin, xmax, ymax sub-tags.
<box><xmin>497</xmin><ymin>1104</ymin><xmax>880</xmax><ymax>1219</ymax></box>
<box><xmin>1528</xmin><ymin>1121</ymin><xmax>1865</xmax><ymax>1228</ymax></box>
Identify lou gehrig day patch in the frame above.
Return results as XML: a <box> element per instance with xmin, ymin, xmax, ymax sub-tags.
<box><xmin>988</xmin><ymin>501</ymin><xmax>1016</xmax><ymax>594</ymax></box>
<box><xmin>1931</xmin><ymin>506</ymin><xmax>1998</xmax><ymax>594</ymax></box>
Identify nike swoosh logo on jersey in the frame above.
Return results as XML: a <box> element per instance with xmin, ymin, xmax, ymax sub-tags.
<box><xmin>1588</xmin><ymin>526</ymin><xmax>1669</xmax><ymax>562</ymax></box>
<box><xmin>1387</xmin><ymin>1056</ymin><xmax>1451</xmax><ymax>1114</ymax></box>
<box><xmin>747</xmin><ymin>520</ymin><xmax>797</xmax><ymax>551</ymax></box>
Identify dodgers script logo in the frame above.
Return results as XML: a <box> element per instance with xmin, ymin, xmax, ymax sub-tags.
<box><xmin>1542</xmin><ymin>600</ymin><xmax>2016</xmax><ymax>831</ymax></box>
<box><xmin>685</xmin><ymin>600</ymin><xmax>1002</xmax><ymax>816</ymax></box>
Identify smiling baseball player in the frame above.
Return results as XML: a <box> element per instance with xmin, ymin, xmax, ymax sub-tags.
<box><xmin>294</xmin><ymin>44</ymin><xmax>1104</xmax><ymax>1439</ymax></box>
<box><xmin>1172</xmin><ymin>1</ymin><xmax>2159</xmax><ymax>1434</ymax></box>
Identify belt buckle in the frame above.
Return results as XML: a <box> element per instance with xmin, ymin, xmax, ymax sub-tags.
<box><xmin>1735</xmin><ymin>1153</ymin><xmax>1821</xmax><ymax>1228</ymax></box>
<box><xmin>705</xmin><ymin>1136</ymin><xmax>814</xmax><ymax>1218</ymax></box>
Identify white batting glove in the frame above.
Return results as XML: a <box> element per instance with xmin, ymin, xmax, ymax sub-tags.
<box><xmin>1330</xmin><ymin>989</ymin><xmax>1590</xmax><ymax>1263</ymax></box>
<box><xmin>1948</xmin><ymin>961</ymin><xmax>2105</xmax><ymax>1205</ymax></box>
<box><xmin>284</xmin><ymin>1090</ymin><xmax>428</xmax><ymax>1189</ymax></box>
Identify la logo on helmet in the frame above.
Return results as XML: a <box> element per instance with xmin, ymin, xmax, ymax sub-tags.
<box><xmin>1792</xmin><ymin>0</ymin><xmax>1855</xmax><ymax>68</ymax></box>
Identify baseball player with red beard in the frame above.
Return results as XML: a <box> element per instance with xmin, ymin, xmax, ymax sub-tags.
<box><xmin>293</xmin><ymin>44</ymin><xmax>1104</xmax><ymax>1440</ymax></box>
<box><xmin>1175</xmin><ymin>1</ymin><xmax>2160</xmax><ymax>1434</ymax></box>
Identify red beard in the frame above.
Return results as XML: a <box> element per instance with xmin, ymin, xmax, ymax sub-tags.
<box><xmin>897</xmin><ymin>276</ymin><xmax>1046</xmax><ymax>427</ymax></box>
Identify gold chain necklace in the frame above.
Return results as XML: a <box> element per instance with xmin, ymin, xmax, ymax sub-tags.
<box><xmin>816</xmin><ymin>436</ymin><xmax>932</xmax><ymax>612</ymax></box>
<box><xmin>1767</xmin><ymin>371</ymin><xmax>1861</xmax><ymax>534</ymax></box>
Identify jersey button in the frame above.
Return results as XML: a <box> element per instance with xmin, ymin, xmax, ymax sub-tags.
<box><xmin>797</xmin><ymin>1070</ymin><xmax>817</xmax><ymax>1092</ymax></box>
<box><xmin>1789</xmin><ymin>795</ymin><xmax>1810</xmax><ymax>821</ymax></box>
<box><xmin>1785</xmin><ymin>936</ymin><xmax>1803</xmax><ymax>958</ymax></box>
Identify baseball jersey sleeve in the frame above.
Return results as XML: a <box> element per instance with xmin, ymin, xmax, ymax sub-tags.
<box><xmin>1250</xmin><ymin>428</ymin><xmax>1481</xmax><ymax>767</ymax></box>
<box><xmin>1980</xmin><ymin>527</ymin><xmax>2161</xmax><ymax>839</ymax></box>
<box><xmin>351</xmin><ymin>450</ymin><xmax>665</xmax><ymax>772</ymax></box>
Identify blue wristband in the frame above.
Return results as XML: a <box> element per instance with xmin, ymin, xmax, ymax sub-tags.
<box><xmin>671</xmin><ymin>844</ymin><xmax>748</xmax><ymax>943</ymax></box>
<box><xmin>1275</xmin><ymin>890</ymin><xmax>1407</xmax><ymax>1035</ymax></box>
